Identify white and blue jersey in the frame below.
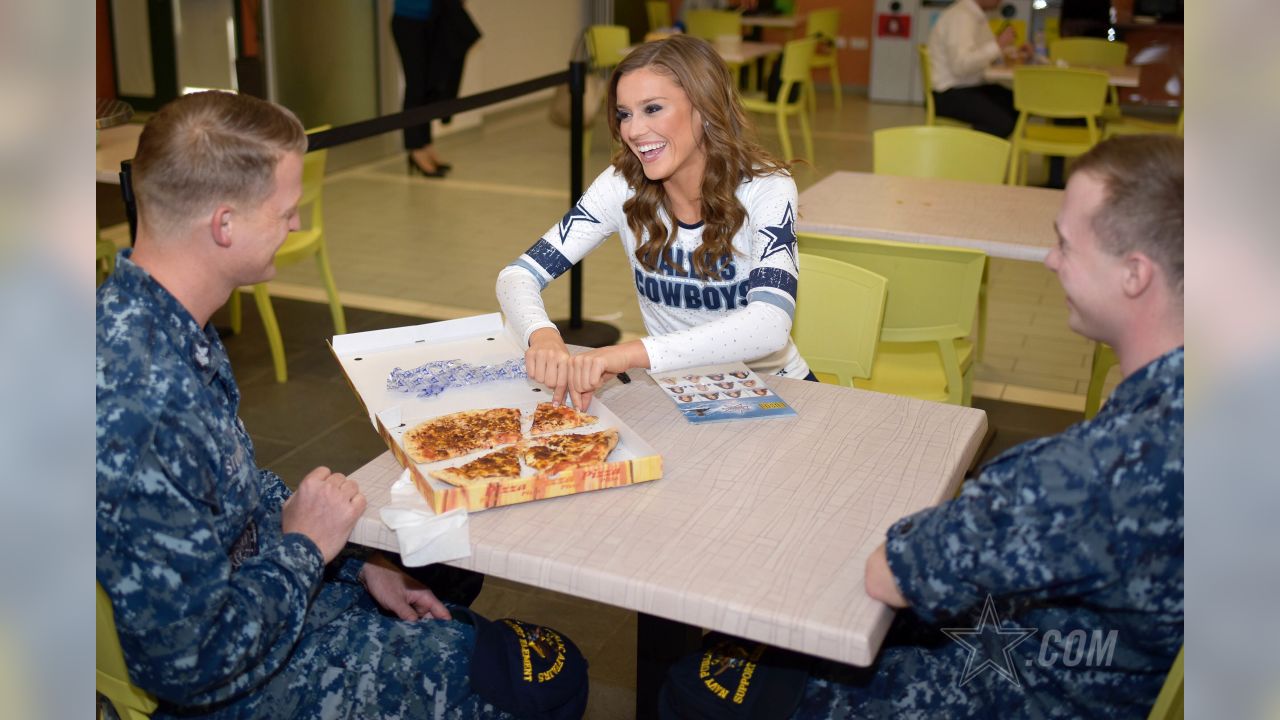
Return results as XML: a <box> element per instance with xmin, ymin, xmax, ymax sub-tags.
<box><xmin>496</xmin><ymin>166</ymin><xmax>810</xmax><ymax>377</ymax></box>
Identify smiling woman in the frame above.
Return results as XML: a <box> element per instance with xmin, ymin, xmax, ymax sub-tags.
<box><xmin>495</xmin><ymin>35</ymin><xmax>812</xmax><ymax>410</ymax></box>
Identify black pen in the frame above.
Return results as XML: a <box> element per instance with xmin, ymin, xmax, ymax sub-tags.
<box><xmin>617</xmin><ymin>372</ymin><xmax>631</xmax><ymax>384</ymax></box>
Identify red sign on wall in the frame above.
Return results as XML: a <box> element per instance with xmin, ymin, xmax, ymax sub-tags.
<box><xmin>877</xmin><ymin>14</ymin><xmax>912</xmax><ymax>38</ymax></box>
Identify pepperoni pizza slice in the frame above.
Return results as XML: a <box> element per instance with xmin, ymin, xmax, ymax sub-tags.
<box><xmin>529</xmin><ymin>402</ymin><xmax>599</xmax><ymax>436</ymax></box>
<box><xmin>519</xmin><ymin>429</ymin><xmax>619</xmax><ymax>476</ymax></box>
<box><xmin>430</xmin><ymin>446</ymin><xmax>522</xmax><ymax>487</ymax></box>
<box><xmin>404</xmin><ymin>407</ymin><xmax>523</xmax><ymax>463</ymax></box>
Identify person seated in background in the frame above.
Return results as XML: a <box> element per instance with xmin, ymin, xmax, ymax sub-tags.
<box><xmin>97</xmin><ymin>90</ymin><xmax>584</xmax><ymax>719</ymax></box>
<box><xmin>663</xmin><ymin>135</ymin><xmax>1184</xmax><ymax>718</ymax></box>
<box><xmin>928</xmin><ymin>0</ymin><xmax>1028</xmax><ymax>137</ymax></box>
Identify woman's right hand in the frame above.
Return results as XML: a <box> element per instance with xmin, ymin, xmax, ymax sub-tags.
<box><xmin>525</xmin><ymin>328</ymin><xmax>572</xmax><ymax>404</ymax></box>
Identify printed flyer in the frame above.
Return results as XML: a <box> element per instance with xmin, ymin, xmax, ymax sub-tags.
<box><xmin>649</xmin><ymin>362</ymin><xmax>798</xmax><ymax>424</ymax></box>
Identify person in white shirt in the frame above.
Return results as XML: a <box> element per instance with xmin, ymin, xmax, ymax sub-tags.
<box><xmin>495</xmin><ymin>35</ymin><xmax>812</xmax><ymax>410</ymax></box>
<box><xmin>927</xmin><ymin>0</ymin><xmax>1026</xmax><ymax>137</ymax></box>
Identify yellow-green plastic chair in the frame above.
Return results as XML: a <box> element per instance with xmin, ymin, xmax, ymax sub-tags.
<box><xmin>97</xmin><ymin>235</ymin><xmax>118</xmax><ymax>286</ymax></box>
<box><xmin>805</xmin><ymin>8</ymin><xmax>842</xmax><ymax>114</ymax></box>
<box><xmin>1147</xmin><ymin>646</ymin><xmax>1184</xmax><ymax>720</ymax></box>
<box><xmin>918</xmin><ymin>45</ymin><xmax>970</xmax><ymax>128</ymax></box>
<box><xmin>799</xmin><ymin>233</ymin><xmax>986</xmax><ymax>405</ymax></box>
<box><xmin>742</xmin><ymin>37</ymin><xmax>817</xmax><ymax>164</ymax></box>
<box><xmin>1104</xmin><ymin>109</ymin><xmax>1184</xmax><ymax>139</ymax></box>
<box><xmin>229</xmin><ymin>126</ymin><xmax>346</xmax><ymax>383</ymax></box>
<box><xmin>1050</xmin><ymin>37</ymin><xmax>1128</xmax><ymax>121</ymax></box>
<box><xmin>873</xmin><ymin>125</ymin><xmax>1010</xmax><ymax>362</ymax></box>
<box><xmin>1083</xmin><ymin>342</ymin><xmax>1119</xmax><ymax>418</ymax></box>
<box><xmin>988</xmin><ymin>18</ymin><xmax>1027</xmax><ymax>48</ymax></box>
<box><xmin>646</xmin><ymin>1</ymin><xmax>672</xmax><ymax>32</ymax></box>
<box><xmin>583</xmin><ymin>25</ymin><xmax>630</xmax><ymax>164</ymax></box>
<box><xmin>792</xmin><ymin>253</ymin><xmax>888</xmax><ymax>386</ymax></box>
<box><xmin>685</xmin><ymin>10</ymin><xmax>748</xmax><ymax>85</ymax></box>
<box><xmin>1007</xmin><ymin>66</ymin><xmax>1108</xmax><ymax>185</ymax></box>
<box><xmin>98</xmin><ymin>583</ymin><xmax>157</xmax><ymax>720</ymax></box>
<box><xmin>1043</xmin><ymin>16</ymin><xmax>1061</xmax><ymax>49</ymax></box>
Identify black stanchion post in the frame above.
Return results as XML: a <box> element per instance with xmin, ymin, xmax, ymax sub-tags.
<box><xmin>558</xmin><ymin>58</ymin><xmax>621</xmax><ymax>349</ymax></box>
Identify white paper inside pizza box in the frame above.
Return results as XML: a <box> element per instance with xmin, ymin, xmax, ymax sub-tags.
<box><xmin>331</xmin><ymin>313</ymin><xmax>663</xmax><ymax>511</ymax></box>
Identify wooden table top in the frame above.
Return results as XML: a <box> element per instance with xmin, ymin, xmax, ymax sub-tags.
<box><xmin>348</xmin><ymin>373</ymin><xmax>987</xmax><ymax>667</ymax></box>
<box><xmin>984</xmin><ymin>62</ymin><xmax>1142</xmax><ymax>88</ymax></box>
<box><xmin>796</xmin><ymin>171</ymin><xmax>1063</xmax><ymax>262</ymax></box>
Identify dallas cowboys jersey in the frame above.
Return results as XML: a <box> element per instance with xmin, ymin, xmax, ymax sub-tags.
<box><xmin>497</xmin><ymin>166</ymin><xmax>810</xmax><ymax>377</ymax></box>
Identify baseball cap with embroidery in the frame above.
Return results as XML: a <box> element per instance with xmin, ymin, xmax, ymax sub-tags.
<box><xmin>658</xmin><ymin>633</ymin><xmax>811</xmax><ymax>720</ymax></box>
<box><xmin>450</xmin><ymin>606</ymin><xmax>589</xmax><ymax>720</ymax></box>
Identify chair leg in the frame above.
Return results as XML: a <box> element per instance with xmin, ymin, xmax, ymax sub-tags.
<box><xmin>806</xmin><ymin>75</ymin><xmax>817</xmax><ymax>116</ymax></box>
<box><xmin>776</xmin><ymin>109</ymin><xmax>793</xmax><ymax>163</ymax></box>
<box><xmin>252</xmin><ymin>284</ymin><xmax>288</xmax><ymax>383</ymax></box>
<box><xmin>829</xmin><ymin>63</ymin><xmax>842</xmax><ymax>112</ymax></box>
<box><xmin>798</xmin><ymin>106</ymin><xmax>814</xmax><ymax>165</ymax></box>
<box><xmin>1084</xmin><ymin>342</ymin><xmax>1116</xmax><ymax>419</ymax></box>
<box><xmin>229</xmin><ymin>290</ymin><xmax>243</xmax><ymax>335</ymax></box>
<box><xmin>315</xmin><ymin>241</ymin><xmax>347</xmax><ymax>335</ymax></box>
<box><xmin>977</xmin><ymin>262</ymin><xmax>989</xmax><ymax>361</ymax></box>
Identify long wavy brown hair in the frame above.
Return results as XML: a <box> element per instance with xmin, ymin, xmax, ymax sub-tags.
<box><xmin>607</xmin><ymin>34</ymin><xmax>790</xmax><ymax>280</ymax></box>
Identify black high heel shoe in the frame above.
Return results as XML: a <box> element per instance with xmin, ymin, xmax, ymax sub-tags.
<box><xmin>407</xmin><ymin>156</ymin><xmax>448</xmax><ymax>178</ymax></box>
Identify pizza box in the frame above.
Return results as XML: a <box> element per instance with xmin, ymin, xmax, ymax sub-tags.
<box><xmin>330</xmin><ymin>313</ymin><xmax>663</xmax><ymax>513</ymax></box>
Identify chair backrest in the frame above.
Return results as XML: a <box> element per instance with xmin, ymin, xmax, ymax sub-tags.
<box><xmin>646</xmin><ymin>1</ymin><xmax>671</xmax><ymax>31</ymax></box>
<box><xmin>98</xmin><ymin>582</ymin><xmax>158</xmax><ymax>720</ymax></box>
<box><xmin>778</xmin><ymin>36</ymin><xmax>819</xmax><ymax>86</ymax></box>
<box><xmin>792</xmin><ymin>253</ymin><xmax>888</xmax><ymax>386</ymax></box>
<box><xmin>1012</xmin><ymin>66</ymin><xmax>1109</xmax><ymax>120</ymax></box>
<box><xmin>586</xmin><ymin>25</ymin><xmax>630</xmax><ymax>72</ymax></box>
<box><xmin>805</xmin><ymin>8</ymin><xmax>839</xmax><ymax>41</ymax></box>
<box><xmin>1049</xmin><ymin>37</ymin><xmax>1128</xmax><ymax>68</ymax></box>
<box><xmin>988</xmin><ymin>18</ymin><xmax>1027</xmax><ymax>47</ymax></box>
<box><xmin>797</xmin><ymin>233</ymin><xmax>985</xmax><ymax>345</ymax></box>
<box><xmin>917</xmin><ymin>45</ymin><xmax>937</xmax><ymax>122</ymax></box>
<box><xmin>873</xmin><ymin>125</ymin><xmax>1012</xmax><ymax>185</ymax></box>
<box><xmin>685</xmin><ymin>9</ymin><xmax>741</xmax><ymax>41</ymax></box>
<box><xmin>1147</xmin><ymin>646</ymin><xmax>1184</xmax><ymax>720</ymax></box>
<box><xmin>300</xmin><ymin>125</ymin><xmax>330</xmax><ymax>209</ymax></box>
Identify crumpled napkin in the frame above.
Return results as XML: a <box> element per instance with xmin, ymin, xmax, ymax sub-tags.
<box><xmin>386</xmin><ymin>357</ymin><xmax>527</xmax><ymax>399</ymax></box>
<box><xmin>378</xmin><ymin>469</ymin><xmax>471</xmax><ymax>566</ymax></box>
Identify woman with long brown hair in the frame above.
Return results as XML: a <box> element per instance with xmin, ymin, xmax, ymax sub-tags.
<box><xmin>496</xmin><ymin>34</ymin><xmax>811</xmax><ymax>409</ymax></box>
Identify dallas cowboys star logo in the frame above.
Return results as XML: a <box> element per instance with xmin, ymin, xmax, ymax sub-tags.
<box><xmin>942</xmin><ymin>595</ymin><xmax>1037</xmax><ymax>688</ymax></box>
<box><xmin>758</xmin><ymin>202</ymin><xmax>797</xmax><ymax>268</ymax></box>
<box><xmin>557</xmin><ymin>202</ymin><xmax>600</xmax><ymax>244</ymax></box>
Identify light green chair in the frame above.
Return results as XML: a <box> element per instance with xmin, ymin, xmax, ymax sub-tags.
<box><xmin>805</xmin><ymin>8</ymin><xmax>842</xmax><ymax>114</ymax></box>
<box><xmin>1083</xmin><ymin>342</ymin><xmax>1119</xmax><ymax>419</ymax></box>
<box><xmin>792</xmin><ymin>253</ymin><xmax>888</xmax><ymax>386</ymax></box>
<box><xmin>1050</xmin><ymin>37</ymin><xmax>1128</xmax><ymax>120</ymax></box>
<box><xmin>582</xmin><ymin>25</ymin><xmax>630</xmax><ymax>165</ymax></box>
<box><xmin>686</xmin><ymin>10</ymin><xmax>749</xmax><ymax>85</ymax></box>
<box><xmin>799</xmin><ymin>233</ymin><xmax>986</xmax><ymax>406</ymax></box>
<box><xmin>646</xmin><ymin>1</ymin><xmax>672</xmax><ymax>32</ymax></box>
<box><xmin>98</xmin><ymin>583</ymin><xmax>157</xmax><ymax>720</ymax></box>
<box><xmin>1007</xmin><ymin>66</ymin><xmax>1108</xmax><ymax>185</ymax></box>
<box><xmin>742</xmin><ymin>37</ymin><xmax>817</xmax><ymax>164</ymax></box>
<box><xmin>1104</xmin><ymin>109</ymin><xmax>1184</xmax><ymax>139</ymax></box>
<box><xmin>97</xmin><ymin>234</ymin><xmax>118</xmax><ymax>286</ymax></box>
<box><xmin>918</xmin><ymin>45</ymin><xmax>970</xmax><ymax>128</ymax></box>
<box><xmin>229</xmin><ymin>126</ymin><xmax>346</xmax><ymax>383</ymax></box>
<box><xmin>1147</xmin><ymin>646</ymin><xmax>1184</xmax><ymax>720</ymax></box>
<box><xmin>873</xmin><ymin>125</ymin><xmax>1011</xmax><ymax>362</ymax></box>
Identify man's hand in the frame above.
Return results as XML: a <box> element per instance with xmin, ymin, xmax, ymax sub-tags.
<box><xmin>996</xmin><ymin>25</ymin><xmax>1017</xmax><ymax>50</ymax></box>
<box><xmin>864</xmin><ymin>542</ymin><xmax>909</xmax><ymax>609</ymax></box>
<box><xmin>358</xmin><ymin>553</ymin><xmax>452</xmax><ymax>621</ymax></box>
<box><xmin>526</xmin><ymin>328</ymin><xmax>572</xmax><ymax>405</ymax></box>
<box><xmin>281</xmin><ymin>466</ymin><xmax>365</xmax><ymax>564</ymax></box>
<box><xmin>567</xmin><ymin>340</ymin><xmax>650</xmax><ymax>410</ymax></box>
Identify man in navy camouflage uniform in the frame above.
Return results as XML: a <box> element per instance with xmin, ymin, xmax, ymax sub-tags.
<box><xmin>795</xmin><ymin>135</ymin><xmax>1184</xmax><ymax>718</ymax></box>
<box><xmin>96</xmin><ymin>91</ymin><xmax>517</xmax><ymax>718</ymax></box>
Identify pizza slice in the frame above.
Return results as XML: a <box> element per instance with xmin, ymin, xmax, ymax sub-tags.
<box><xmin>430</xmin><ymin>446</ymin><xmax>522</xmax><ymax>487</ymax></box>
<box><xmin>403</xmin><ymin>407</ymin><xmax>523</xmax><ymax>464</ymax></box>
<box><xmin>520</xmin><ymin>429</ymin><xmax>620</xmax><ymax>475</ymax></box>
<box><xmin>529</xmin><ymin>402</ymin><xmax>599</xmax><ymax>436</ymax></box>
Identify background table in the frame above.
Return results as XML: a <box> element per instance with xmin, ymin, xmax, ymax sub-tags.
<box><xmin>984</xmin><ymin>62</ymin><xmax>1142</xmax><ymax>87</ymax></box>
<box><xmin>795</xmin><ymin>171</ymin><xmax>1062</xmax><ymax>262</ymax></box>
<box><xmin>348</xmin><ymin>373</ymin><xmax>986</xmax><ymax>670</ymax></box>
<box><xmin>96</xmin><ymin>123</ymin><xmax>142</xmax><ymax>184</ymax></box>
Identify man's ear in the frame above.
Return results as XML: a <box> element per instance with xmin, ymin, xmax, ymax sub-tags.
<box><xmin>1121</xmin><ymin>251</ymin><xmax>1156</xmax><ymax>299</ymax></box>
<box><xmin>209</xmin><ymin>205</ymin><xmax>234</xmax><ymax>248</ymax></box>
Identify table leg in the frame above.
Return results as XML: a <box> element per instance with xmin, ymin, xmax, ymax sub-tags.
<box><xmin>635</xmin><ymin>613</ymin><xmax>703</xmax><ymax>719</ymax></box>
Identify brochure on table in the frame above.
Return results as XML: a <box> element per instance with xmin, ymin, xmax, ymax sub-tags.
<box><xmin>331</xmin><ymin>313</ymin><xmax>662</xmax><ymax>513</ymax></box>
<box><xmin>649</xmin><ymin>361</ymin><xmax>798</xmax><ymax>423</ymax></box>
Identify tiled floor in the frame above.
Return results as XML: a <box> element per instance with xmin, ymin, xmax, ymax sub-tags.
<box><xmin>98</xmin><ymin>88</ymin><xmax>1124</xmax><ymax>413</ymax></box>
<box><xmin>210</xmin><ymin>294</ymin><xmax>1081</xmax><ymax>718</ymax></box>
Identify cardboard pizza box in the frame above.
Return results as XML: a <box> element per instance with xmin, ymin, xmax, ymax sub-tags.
<box><xmin>331</xmin><ymin>313</ymin><xmax>663</xmax><ymax>513</ymax></box>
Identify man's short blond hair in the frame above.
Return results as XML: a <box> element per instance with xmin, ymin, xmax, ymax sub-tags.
<box><xmin>1070</xmin><ymin>134</ymin><xmax>1184</xmax><ymax>296</ymax></box>
<box><xmin>132</xmin><ymin>91</ymin><xmax>307</xmax><ymax>232</ymax></box>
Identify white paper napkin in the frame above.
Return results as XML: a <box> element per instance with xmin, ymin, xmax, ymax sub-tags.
<box><xmin>378</xmin><ymin>469</ymin><xmax>471</xmax><ymax>566</ymax></box>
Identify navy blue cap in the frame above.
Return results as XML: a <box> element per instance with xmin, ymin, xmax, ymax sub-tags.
<box><xmin>658</xmin><ymin>633</ymin><xmax>811</xmax><ymax>720</ymax></box>
<box><xmin>451</xmin><ymin>606</ymin><xmax>589</xmax><ymax>720</ymax></box>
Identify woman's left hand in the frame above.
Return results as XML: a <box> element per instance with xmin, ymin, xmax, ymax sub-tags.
<box><xmin>568</xmin><ymin>340</ymin><xmax>650</xmax><ymax>410</ymax></box>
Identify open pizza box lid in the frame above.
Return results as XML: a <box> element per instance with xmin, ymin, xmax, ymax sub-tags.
<box><xmin>331</xmin><ymin>313</ymin><xmax>663</xmax><ymax>514</ymax></box>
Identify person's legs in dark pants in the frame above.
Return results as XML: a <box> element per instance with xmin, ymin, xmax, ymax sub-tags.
<box><xmin>391</xmin><ymin>14</ymin><xmax>449</xmax><ymax>174</ymax></box>
<box><xmin>933</xmin><ymin>84</ymin><xmax>1017</xmax><ymax>138</ymax></box>
<box><xmin>390</xmin><ymin>553</ymin><xmax>486</xmax><ymax>607</ymax></box>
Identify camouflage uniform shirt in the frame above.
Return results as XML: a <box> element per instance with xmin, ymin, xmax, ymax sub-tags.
<box><xmin>97</xmin><ymin>251</ymin><xmax>508</xmax><ymax>719</ymax></box>
<box><xmin>797</xmin><ymin>347</ymin><xmax>1184</xmax><ymax>719</ymax></box>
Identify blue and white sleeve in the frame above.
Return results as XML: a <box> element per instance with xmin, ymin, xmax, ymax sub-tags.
<box><xmin>497</xmin><ymin>167</ymin><xmax>623</xmax><ymax>347</ymax></box>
